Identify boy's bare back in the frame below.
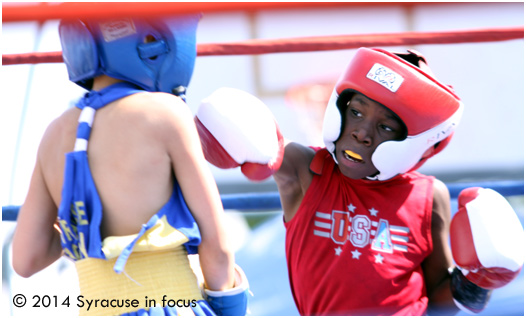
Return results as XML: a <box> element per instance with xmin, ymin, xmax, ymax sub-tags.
<box><xmin>37</xmin><ymin>91</ymin><xmax>212</xmax><ymax>238</ymax></box>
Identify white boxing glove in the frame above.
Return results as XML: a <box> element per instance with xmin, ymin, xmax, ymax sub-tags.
<box><xmin>449</xmin><ymin>187</ymin><xmax>524</xmax><ymax>313</ymax></box>
<box><xmin>195</xmin><ymin>87</ymin><xmax>284</xmax><ymax>181</ymax></box>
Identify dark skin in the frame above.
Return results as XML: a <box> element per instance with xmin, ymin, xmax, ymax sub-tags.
<box><xmin>273</xmin><ymin>93</ymin><xmax>459</xmax><ymax>315</ymax></box>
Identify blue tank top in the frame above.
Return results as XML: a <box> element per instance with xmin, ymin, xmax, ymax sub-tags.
<box><xmin>57</xmin><ymin>82</ymin><xmax>202</xmax><ymax>274</ymax></box>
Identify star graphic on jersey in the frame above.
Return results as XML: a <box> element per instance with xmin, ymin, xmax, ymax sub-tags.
<box><xmin>351</xmin><ymin>249</ymin><xmax>361</xmax><ymax>259</ymax></box>
<box><xmin>335</xmin><ymin>246</ymin><xmax>342</xmax><ymax>256</ymax></box>
<box><xmin>374</xmin><ymin>253</ymin><xmax>384</xmax><ymax>264</ymax></box>
<box><xmin>369</xmin><ymin>207</ymin><xmax>379</xmax><ymax>217</ymax></box>
<box><xmin>347</xmin><ymin>203</ymin><xmax>356</xmax><ymax>213</ymax></box>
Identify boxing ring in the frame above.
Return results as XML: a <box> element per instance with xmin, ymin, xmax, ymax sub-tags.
<box><xmin>2</xmin><ymin>2</ymin><xmax>524</xmax><ymax>316</ymax></box>
<box><xmin>2</xmin><ymin>180</ymin><xmax>524</xmax><ymax>221</ymax></box>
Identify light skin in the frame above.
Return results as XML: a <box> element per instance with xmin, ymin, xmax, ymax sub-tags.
<box><xmin>273</xmin><ymin>93</ymin><xmax>459</xmax><ymax>314</ymax></box>
<box><xmin>12</xmin><ymin>75</ymin><xmax>235</xmax><ymax>291</ymax></box>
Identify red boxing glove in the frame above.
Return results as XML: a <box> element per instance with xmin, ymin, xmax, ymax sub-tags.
<box><xmin>449</xmin><ymin>187</ymin><xmax>524</xmax><ymax>313</ymax></box>
<box><xmin>195</xmin><ymin>87</ymin><xmax>284</xmax><ymax>181</ymax></box>
<box><xmin>450</xmin><ymin>187</ymin><xmax>524</xmax><ymax>289</ymax></box>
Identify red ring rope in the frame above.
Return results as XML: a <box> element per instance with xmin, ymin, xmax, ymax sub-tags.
<box><xmin>2</xmin><ymin>2</ymin><xmax>432</xmax><ymax>23</ymax></box>
<box><xmin>2</xmin><ymin>27</ymin><xmax>523</xmax><ymax>66</ymax></box>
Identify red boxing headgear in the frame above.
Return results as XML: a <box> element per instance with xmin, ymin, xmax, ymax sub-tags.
<box><xmin>323</xmin><ymin>48</ymin><xmax>463</xmax><ymax>180</ymax></box>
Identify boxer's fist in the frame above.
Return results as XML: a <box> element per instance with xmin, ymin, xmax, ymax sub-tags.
<box><xmin>195</xmin><ymin>87</ymin><xmax>284</xmax><ymax>181</ymax></box>
<box><xmin>449</xmin><ymin>187</ymin><xmax>524</xmax><ymax>313</ymax></box>
<box><xmin>450</xmin><ymin>187</ymin><xmax>524</xmax><ymax>289</ymax></box>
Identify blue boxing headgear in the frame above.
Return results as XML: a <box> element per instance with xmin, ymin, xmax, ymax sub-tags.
<box><xmin>59</xmin><ymin>15</ymin><xmax>201</xmax><ymax>97</ymax></box>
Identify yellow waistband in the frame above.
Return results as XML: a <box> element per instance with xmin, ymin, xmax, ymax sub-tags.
<box><xmin>75</xmin><ymin>246</ymin><xmax>203</xmax><ymax>316</ymax></box>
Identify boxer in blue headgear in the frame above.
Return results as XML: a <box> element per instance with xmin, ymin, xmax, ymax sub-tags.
<box><xmin>59</xmin><ymin>15</ymin><xmax>199</xmax><ymax>100</ymax></box>
<box><xmin>12</xmin><ymin>15</ymin><xmax>249</xmax><ymax>316</ymax></box>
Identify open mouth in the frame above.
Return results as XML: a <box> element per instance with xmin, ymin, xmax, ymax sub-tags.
<box><xmin>343</xmin><ymin>150</ymin><xmax>363</xmax><ymax>163</ymax></box>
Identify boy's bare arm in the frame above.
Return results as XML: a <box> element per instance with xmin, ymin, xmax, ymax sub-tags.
<box><xmin>12</xmin><ymin>124</ymin><xmax>64</xmax><ymax>277</ymax></box>
<box><xmin>161</xmin><ymin>95</ymin><xmax>235</xmax><ymax>291</ymax></box>
<box><xmin>422</xmin><ymin>179</ymin><xmax>458</xmax><ymax>315</ymax></box>
<box><xmin>273</xmin><ymin>141</ymin><xmax>314</xmax><ymax>222</ymax></box>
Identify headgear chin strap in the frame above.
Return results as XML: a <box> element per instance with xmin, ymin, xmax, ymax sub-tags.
<box><xmin>322</xmin><ymin>47</ymin><xmax>463</xmax><ymax>181</ymax></box>
<box><xmin>59</xmin><ymin>14</ymin><xmax>201</xmax><ymax>98</ymax></box>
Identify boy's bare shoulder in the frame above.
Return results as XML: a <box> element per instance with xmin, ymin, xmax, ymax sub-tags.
<box><xmin>275</xmin><ymin>142</ymin><xmax>315</xmax><ymax>192</ymax></box>
<box><xmin>275</xmin><ymin>142</ymin><xmax>315</xmax><ymax>222</ymax></box>
<box><xmin>431</xmin><ymin>178</ymin><xmax>452</xmax><ymax>227</ymax></box>
<box><xmin>39</xmin><ymin>107</ymin><xmax>80</xmax><ymax>151</ymax></box>
<box><xmin>127</xmin><ymin>91</ymin><xmax>188</xmax><ymax>113</ymax></box>
<box><xmin>286</xmin><ymin>142</ymin><xmax>316</xmax><ymax>169</ymax></box>
<box><xmin>124</xmin><ymin>92</ymin><xmax>193</xmax><ymax>130</ymax></box>
<box><xmin>432</xmin><ymin>179</ymin><xmax>451</xmax><ymax>208</ymax></box>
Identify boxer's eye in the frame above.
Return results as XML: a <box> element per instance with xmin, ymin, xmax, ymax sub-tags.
<box><xmin>350</xmin><ymin>109</ymin><xmax>362</xmax><ymax>117</ymax></box>
<box><xmin>380</xmin><ymin>124</ymin><xmax>393</xmax><ymax>132</ymax></box>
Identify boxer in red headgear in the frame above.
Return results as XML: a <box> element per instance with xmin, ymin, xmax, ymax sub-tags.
<box><xmin>195</xmin><ymin>47</ymin><xmax>524</xmax><ymax>315</ymax></box>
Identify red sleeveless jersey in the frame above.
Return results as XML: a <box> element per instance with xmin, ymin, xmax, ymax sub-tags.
<box><xmin>285</xmin><ymin>149</ymin><xmax>435</xmax><ymax>315</ymax></box>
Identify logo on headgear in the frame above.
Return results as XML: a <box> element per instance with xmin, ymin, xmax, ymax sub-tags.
<box><xmin>99</xmin><ymin>19</ymin><xmax>137</xmax><ymax>42</ymax></box>
<box><xmin>366</xmin><ymin>63</ymin><xmax>404</xmax><ymax>92</ymax></box>
<box><xmin>426</xmin><ymin>122</ymin><xmax>456</xmax><ymax>145</ymax></box>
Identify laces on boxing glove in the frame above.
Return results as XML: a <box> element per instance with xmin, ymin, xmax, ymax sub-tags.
<box><xmin>450</xmin><ymin>266</ymin><xmax>492</xmax><ymax>314</ymax></box>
